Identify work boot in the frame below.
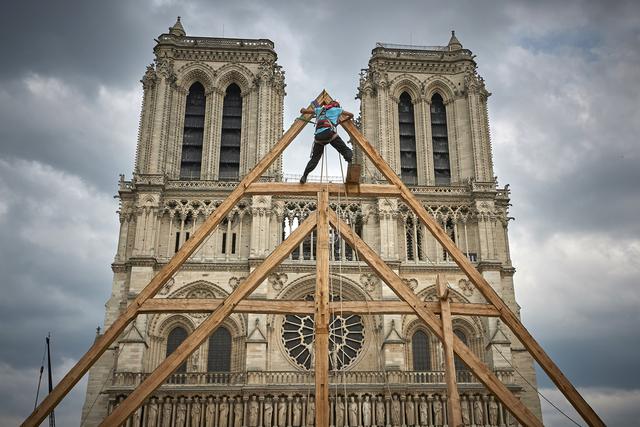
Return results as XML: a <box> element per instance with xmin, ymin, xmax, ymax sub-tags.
<box><xmin>300</xmin><ymin>174</ymin><xmax>307</xmax><ymax>184</ymax></box>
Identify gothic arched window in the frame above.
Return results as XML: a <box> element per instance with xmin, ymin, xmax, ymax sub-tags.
<box><xmin>412</xmin><ymin>330</ymin><xmax>431</xmax><ymax>371</ymax></box>
<box><xmin>219</xmin><ymin>84</ymin><xmax>242</xmax><ymax>181</ymax></box>
<box><xmin>430</xmin><ymin>93</ymin><xmax>451</xmax><ymax>185</ymax></box>
<box><xmin>453</xmin><ymin>329</ymin><xmax>469</xmax><ymax>371</ymax></box>
<box><xmin>180</xmin><ymin>82</ymin><xmax>206</xmax><ymax>180</ymax></box>
<box><xmin>166</xmin><ymin>326</ymin><xmax>188</xmax><ymax>373</ymax></box>
<box><xmin>207</xmin><ymin>327</ymin><xmax>232</xmax><ymax>372</ymax></box>
<box><xmin>398</xmin><ymin>92</ymin><xmax>418</xmax><ymax>185</ymax></box>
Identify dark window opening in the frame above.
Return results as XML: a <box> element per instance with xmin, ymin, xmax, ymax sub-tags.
<box><xmin>180</xmin><ymin>82</ymin><xmax>206</xmax><ymax>180</ymax></box>
<box><xmin>221</xmin><ymin>233</ymin><xmax>227</xmax><ymax>254</ymax></box>
<box><xmin>231</xmin><ymin>233</ymin><xmax>237</xmax><ymax>254</ymax></box>
<box><xmin>207</xmin><ymin>327</ymin><xmax>232</xmax><ymax>372</ymax></box>
<box><xmin>398</xmin><ymin>92</ymin><xmax>418</xmax><ymax>185</ymax></box>
<box><xmin>412</xmin><ymin>330</ymin><xmax>430</xmax><ymax>371</ymax></box>
<box><xmin>431</xmin><ymin>93</ymin><xmax>451</xmax><ymax>185</ymax></box>
<box><xmin>174</xmin><ymin>232</ymin><xmax>181</xmax><ymax>253</ymax></box>
<box><xmin>443</xmin><ymin>218</ymin><xmax>455</xmax><ymax>261</ymax></box>
<box><xmin>454</xmin><ymin>329</ymin><xmax>469</xmax><ymax>371</ymax></box>
<box><xmin>219</xmin><ymin>84</ymin><xmax>242</xmax><ymax>181</ymax></box>
<box><xmin>166</xmin><ymin>327</ymin><xmax>188</xmax><ymax>373</ymax></box>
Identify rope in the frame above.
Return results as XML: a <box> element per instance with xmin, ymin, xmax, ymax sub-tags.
<box><xmin>33</xmin><ymin>338</ymin><xmax>47</xmax><ymax>410</ymax></box>
<box><xmin>491</xmin><ymin>342</ymin><xmax>584</xmax><ymax>427</ymax></box>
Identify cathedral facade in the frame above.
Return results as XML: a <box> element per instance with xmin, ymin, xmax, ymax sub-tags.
<box><xmin>81</xmin><ymin>19</ymin><xmax>542</xmax><ymax>427</ymax></box>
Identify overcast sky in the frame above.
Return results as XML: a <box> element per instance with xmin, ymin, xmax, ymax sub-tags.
<box><xmin>0</xmin><ymin>0</ymin><xmax>638</xmax><ymax>425</ymax></box>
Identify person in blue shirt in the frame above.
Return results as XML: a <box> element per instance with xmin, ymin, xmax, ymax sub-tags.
<box><xmin>298</xmin><ymin>100</ymin><xmax>353</xmax><ymax>184</ymax></box>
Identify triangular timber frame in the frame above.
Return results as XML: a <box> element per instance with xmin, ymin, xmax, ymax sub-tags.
<box><xmin>22</xmin><ymin>91</ymin><xmax>605</xmax><ymax>427</ymax></box>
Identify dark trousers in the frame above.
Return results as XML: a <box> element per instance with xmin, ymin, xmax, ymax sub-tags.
<box><xmin>302</xmin><ymin>135</ymin><xmax>353</xmax><ymax>177</ymax></box>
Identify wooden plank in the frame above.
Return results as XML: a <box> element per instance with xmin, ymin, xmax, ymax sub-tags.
<box><xmin>100</xmin><ymin>214</ymin><xmax>318</xmax><ymax>426</ymax></box>
<box><xmin>328</xmin><ymin>210</ymin><xmax>543</xmax><ymax>427</ymax></box>
<box><xmin>437</xmin><ymin>274</ymin><xmax>463</xmax><ymax>427</ymax></box>
<box><xmin>341</xmin><ymin>119</ymin><xmax>604</xmax><ymax>427</ymax></box>
<box><xmin>314</xmin><ymin>190</ymin><xmax>330</xmax><ymax>427</ymax></box>
<box><xmin>345</xmin><ymin>163</ymin><xmax>361</xmax><ymax>184</ymax></box>
<box><xmin>22</xmin><ymin>91</ymin><xmax>331</xmax><ymax>427</ymax></box>
<box><xmin>245</xmin><ymin>182</ymin><xmax>400</xmax><ymax>197</ymax></box>
<box><xmin>138</xmin><ymin>298</ymin><xmax>501</xmax><ymax>316</ymax></box>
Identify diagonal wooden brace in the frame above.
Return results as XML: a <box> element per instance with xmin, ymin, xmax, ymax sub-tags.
<box><xmin>22</xmin><ymin>91</ymin><xmax>332</xmax><ymax>427</ymax></box>
<box><xmin>328</xmin><ymin>210</ymin><xmax>543</xmax><ymax>427</ymax></box>
<box><xmin>341</xmin><ymin>119</ymin><xmax>605</xmax><ymax>427</ymax></box>
<box><xmin>101</xmin><ymin>213</ymin><xmax>318</xmax><ymax>426</ymax></box>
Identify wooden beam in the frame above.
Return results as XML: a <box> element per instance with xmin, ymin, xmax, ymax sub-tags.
<box><xmin>341</xmin><ymin>119</ymin><xmax>605</xmax><ymax>427</ymax></box>
<box><xmin>100</xmin><ymin>214</ymin><xmax>318</xmax><ymax>426</ymax></box>
<box><xmin>245</xmin><ymin>182</ymin><xmax>401</xmax><ymax>197</ymax></box>
<box><xmin>314</xmin><ymin>190</ymin><xmax>330</xmax><ymax>427</ymax></box>
<box><xmin>21</xmin><ymin>92</ymin><xmax>331</xmax><ymax>427</ymax></box>
<box><xmin>437</xmin><ymin>274</ymin><xmax>463</xmax><ymax>427</ymax></box>
<box><xmin>138</xmin><ymin>299</ymin><xmax>501</xmax><ymax>317</ymax></box>
<box><xmin>328</xmin><ymin>210</ymin><xmax>543</xmax><ymax>427</ymax></box>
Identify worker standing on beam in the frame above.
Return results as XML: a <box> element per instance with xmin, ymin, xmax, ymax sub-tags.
<box><xmin>299</xmin><ymin>100</ymin><xmax>353</xmax><ymax>184</ymax></box>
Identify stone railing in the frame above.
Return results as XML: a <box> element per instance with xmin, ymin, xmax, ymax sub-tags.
<box><xmin>112</xmin><ymin>369</ymin><xmax>514</xmax><ymax>388</ymax></box>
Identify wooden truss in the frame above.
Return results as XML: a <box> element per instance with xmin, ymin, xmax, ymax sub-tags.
<box><xmin>23</xmin><ymin>91</ymin><xmax>605</xmax><ymax>427</ymax></box>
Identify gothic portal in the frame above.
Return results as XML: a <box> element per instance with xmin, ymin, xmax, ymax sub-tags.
<box><xmin>81</xmin><ymin>19</ymin><xmax>542</xmax><ymax>427</ymax></box>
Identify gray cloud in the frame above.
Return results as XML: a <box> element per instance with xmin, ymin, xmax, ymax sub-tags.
<box><xmin>1</xmin><ymin>0</ymin><xmax>638</xmax><ymax>424</ymax></box>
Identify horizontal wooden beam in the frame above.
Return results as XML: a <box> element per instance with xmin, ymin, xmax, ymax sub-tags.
<box><xmin>139</xmin><ymin>298</ymin><xmax>500</xmax><ymax>316</ymax></box>
<box><xmin>245</xmin><ymin>182</ymin><xmax>401</xmax><ymax>197</ymax></box>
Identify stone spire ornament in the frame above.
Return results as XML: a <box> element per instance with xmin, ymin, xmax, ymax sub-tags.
<box><xmin>169</xmin><ymin>16</ymin><xmax>186</xmax><ymax>37</ymax></box>
<box><xmin>448</xmin><ymin>30</ymin><xmax>462</xmax><ymax>50</ymax></box>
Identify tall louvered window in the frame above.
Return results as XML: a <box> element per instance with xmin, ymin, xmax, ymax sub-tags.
<box><xmin>430</xmin><ymin>93</ymin><xmax>451</xmax><ymax>184</ymax></box>
<box><xmin>219</xmin><ymin>84</ymin><xmax>242</xmax><ymax>181</ymax></box>
<box><xmin>454</xmin><ymin>329</ymin><xmax>469</xmax><ymax>371</ymax></box>
<box><xmin>166</xmin><ymin>326</ymin><xmax>188</xmax><ymax>373</ymax></box>
<box><xmin>412</xmin><ymin>330</ymin><xmax>431</xmax><ymax>371</ymax></box>
<box><xmin>398</xmin><ymin>92</ymin><xmax>418</xmax><ymax>185</ymax></box>
<box><xmin>207</xmin><ymin>327</ymin><xmax>232</xmax><ymax>372</ymax></box>
<box><xmin>180</xmin><ymin>82</ymin><xmax>205</xmax><ymax>180</ymax></box>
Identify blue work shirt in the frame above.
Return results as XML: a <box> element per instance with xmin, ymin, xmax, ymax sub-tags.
<box><xmin>314</xmin><ymin>106</ymin><xmax>343</xmax><ymax>135</ymax></box>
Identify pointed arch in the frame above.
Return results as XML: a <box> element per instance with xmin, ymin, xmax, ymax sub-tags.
<box><xmin>398</xmin><ymin>91</ymin><xmax>418</xmax><ymax>185</ymax></box>
<box><xmin>219</xmin><ymin>83</ymin><xmax>242</xmax><ymax>180</ymax></box>
<box><xmin>430</xmin><ymin>92</ymin><xmax>451</xmax><ymax>184</ymax></box>
<box><xmin>213</xmin><ymin>64</ymin><xmax>254</xmax><ymax>95</ymax></box>
<box><xmin>207</xmin><ymin>326</ymin><xmax>232</xmax><ymax>372</ymax></box>
<box><xmin>166</xmin><ymin>325</ymin><xmax>188</xmax><ymax>373</ymax></box>
<box><xmin>176</xmin><ymin>62</ymin><xmax>216</xmax><ymax>94</ymax></box>
<box><xmin>411</xmin><ymin>329</ymin><xmax>431</xmax><ymax>371</ymax></box>
<box><xmin>180</xmin><ymin>81</ymin><xmax>205</xmax><ymax>179</ymax></box>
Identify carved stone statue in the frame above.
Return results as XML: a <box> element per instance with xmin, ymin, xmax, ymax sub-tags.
<box><xmin>335</xmin><ymin>398</ymin><xmax>345</xmax><ymax>427</ymax></box>
<box><xmin>175</xmin><ymin>397</ymin><xmax>187</xmax><ymax>427</ymax></box>
<box><xmin>264</xmin><ymin>399</ymin><xmax>273</xmax><ymax>427</ymax></box>
<box><xmin>191</xmin><ymin>397</ymin><xmax>201</xmax><ymax>427</ymax></box>
<box><xmin>348</xmin><ymin>396</ymin><xmax>358</xmax><ymax>427</ymax></box>
<box><xmin>362</xmin><ymin>395</ymin><xmax>372</xmax><ymax>426</ymax></box>
<box><xmin>306</xmin><ymin>396</ymin><xmax>315</xmax><ymax>426</ymax></box>
<box><xmin>488</xmin><ymin>396</ymin><xmax>498</xmax><ymax>426</ymax></box>
<box><xmin>433</xmin><ymin>397</ymin><xmax>443</xmax><ymax>426</ymax></box>
<box><xmin>146</xmin><ymin>397</ymin><xmax>158</xmax><ymax>427</ymax></box>
<box><xmin>162</xmin><ymin>397</ymin><xmax>173</xmax><ymax>427</ymax></box>
<box><xmin>375</xmin><ymin>396</ymin><xmax>385</xmax><ymax>427</ymax></box>
<box><xmin>249</xmin><ymin>396</ymin><xmax>259</xmax><ymax>427</ymax></box>
<box><xmin>418</xmin><ymin>396</ymin><xmax>428</xmax><ymax>427</ymax></box>
<box><xmin>473</xmin><ymin>397</ymin><xmax>484</xmax><ymax>426</ymax></box>
<box><xmin>461</xmin><ymin>396</ymin><xmax>471</xmax><ymax>426</ymax></box>
<box><xmin>133</xmin><ymin>408</ymin><xmax>142</xmax><ymax>427</ymax></box>
<box><xmin>277</xmin><ymin>397</ymin><xmax>286</xmax><ymax>427</ymax></box>
<box><xmin>292</xmin><ymin>396</ymin><xmax>302</xmax><ymax>427</ymax></box>
<box><xmin>233</xmin><ymin>399</ymin><xmax>243</xmax><ymax>427</ymax></box>
<box><xmin>205</xmin><ymin>397</ymin><xmax>215</xmax><ymax>427</ymax></box>
<box><xmin>405</xmin><ymin>397</ymin><xmax>415</xmax><ymax>426</ymax></box>
<box><xmin>219</xmin><ymin>397</ymin><xmax>229</xmax><ymax>427</ymax></box>
<box><xmin>391</xmin><ymin>395</ymin><xmax>401</xmax><ymax>427</ymax></box>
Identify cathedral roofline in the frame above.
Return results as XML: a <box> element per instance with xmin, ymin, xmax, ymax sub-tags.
<box><xmin>155</xmin><ymin>33</ymin><xmax>276</xmax><ymax>52</ymax></box>
<box><xmin>371</xmin><ymin>41</ymin><xmax>475</xmax><ymax>64</ymax></box>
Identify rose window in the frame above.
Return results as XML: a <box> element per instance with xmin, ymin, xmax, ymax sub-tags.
<box><xmin>282</xmin><ymin>295</ymin><xmax>365</xmax><ymax>370</ymax></box>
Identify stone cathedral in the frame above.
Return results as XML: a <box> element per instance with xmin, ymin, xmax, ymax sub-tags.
<box><xmin>81</xmin><ymin>19</ymin><xmax>542</xmax><ymax>427</ymax></box>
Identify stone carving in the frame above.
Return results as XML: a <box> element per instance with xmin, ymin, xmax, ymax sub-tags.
<box><xmin>219</xmin><ymin>397</ymin><xmax>229</xmax><ymax>427</ymax></box>
<box><xmin>268</xmin><ymin>272</ymin><xmax>288</xmax><ymax>291</ymax></box>
<box><xmin>402</xmin><ymin>277</ymin><xmax>418</xmax><ymax>290</ymax></box>
<box><xmin>264</xmin><ymin>399</ymin><xmax>273</xmax><ymax>427</ymax></box>
<box><xmin>348</xmin><ymin>396</ymin><xmax>358</xmax><ymax>427</ymax></box>
<box><xmin>335</xmin><ymin>397</ymin><xmax>345</xmax><ymax>427</ymax></box>
<box><xmin>191</xmin><ymin>397</ymin><xmax>202</xmax><ymax>426</ymax></box>
<box><xmin>292</xmin><ymin>396</ymin><xmax>302</xmax><ymax>426</ymax></box>
<box><xmin>306</xmin><ymin>397</ymin><xmax>315</xmax><ymax>426</ymax></box>
<box><xmin>233</xmin><ymin>399</ymin><xmax>243</xmax><ymax>427</ymax></box>
<box><xmin>359</xmin><ymin>273</ymin><xmax>379</xmax><ymax>293</ymax></box>
<box><xmin>419</xmin><ymin>396</ymin><xmax>428</xmax><ymax>426</ymax></box>
<box><xmin>405</xmin><ymin>396</ymin><xmax>415</xmax><ymax>426</ymax></box>
<box><xmin>229</xmin><ymin>276</ymin><xmax>245</xmax><ymax>290</ymax></box>
<box><xmin>277</xmin><ymin>397</ymin><xmax>286</xmax><ymax>427</ymax></box>
<box><xmin>473</xmin><ymin>396</ymin><xmax>484</xmax><ymax>425</ymax></box>
<box><xmin>461</xmin><ymin>396</ymin><xmax>471</xmax><ymax>425</ymax></box>
<box><xmin>205</xmin><ymin>397</ymin><xmax>215</xmax><ymax>427</ymax></box>
<box><xmin>375</xmin><ymin>396</ymin><xmax>385</xmax><ymax>426</ymax></box>
<box><xmin>146</xmin><ymin>397</ymin><xmax>158</xmax><ymax>427</ymax></box>
<box><xmin>141</xmin><ymin>64</ymin><xmax>157</xmax><ymax>89</ymax></box>
<box><xmin>391</xmin><ymin>395</ymin><xmax>401</xmax><ymax>426</ymax></box>
<box><xmin>362</xmin><ymin>395</ymin><xmax>372</xmax><ymax>426</ymax></box>
<box><xmin>459</xmin><ymin>278</ymin><xmax>473</xmax><ymax>297</ymax></box>
<box><xmin>158</xmin><ymin>278</ymin><xmax>175</xmax><ymax>296</ymax></box>
<box><xmin>162</xmin><ymin>398</ymin><xmax>172</xmax><ymax>427</ymax></box>
<box><xmin>249</xmin><ymin>396</ymin><xmax>259</xmax><ymax>427</ymax></box>
<box><xmin>175</xmin><ymin>396</ymin><xmax>187</xmax><ymax>427</ymax></box>
<box><xmin>433</xmin><ymin>397</ymin><xmax>443</xmax><ymax>426</ymax></box>
<box><xmin>488</xmin><ymin>396</ymin><xmax>498</xmax><ymax>426</ymax></box>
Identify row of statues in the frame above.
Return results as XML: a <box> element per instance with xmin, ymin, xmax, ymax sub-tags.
<box><xmin>113</xmin><ymin>393</ymin><xmax>517</xmax><ymax>427</ymax></box>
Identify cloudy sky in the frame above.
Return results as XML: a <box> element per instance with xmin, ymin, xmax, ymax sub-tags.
<box><xmin>0</xmin><ymin>0</ymin><xmax>638</xmax><ymax>425</ymax></box>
